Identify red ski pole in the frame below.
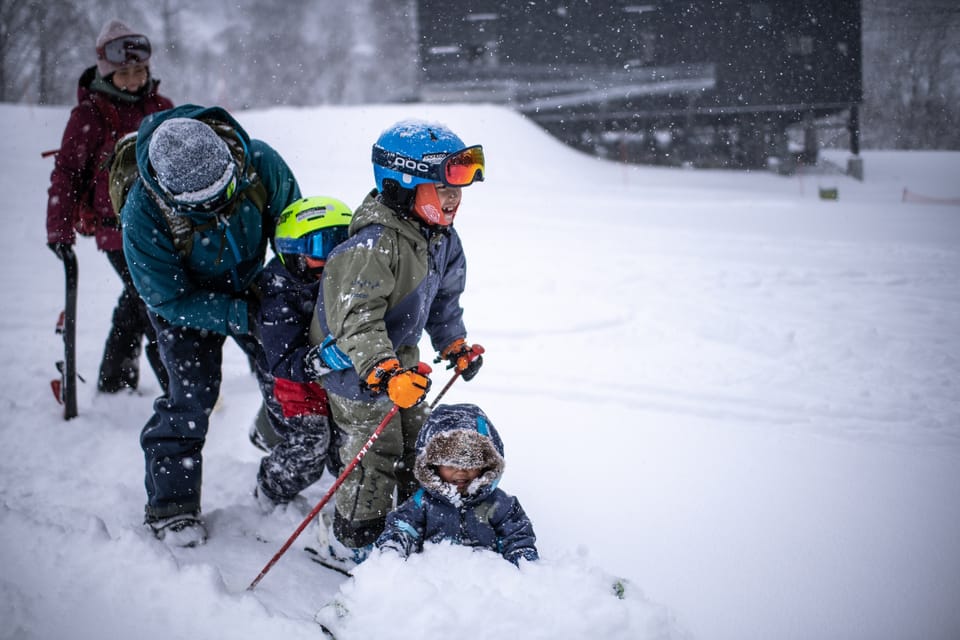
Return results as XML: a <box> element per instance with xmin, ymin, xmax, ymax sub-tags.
<box><xmin>248</xmin><ymin>403</ymin><xmax>400</xmax><ymax>590</ymax></box>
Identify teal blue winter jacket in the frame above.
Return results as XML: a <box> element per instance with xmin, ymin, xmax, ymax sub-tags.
<box><xmin>121</xmin><ymin>104</ymin><xmax>300</xmax><ymax>335</ymax></box>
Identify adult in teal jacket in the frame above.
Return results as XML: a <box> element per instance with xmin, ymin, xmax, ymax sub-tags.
<box><xmin>122</xmin><ymin>104</ymin><xmax>301</xmax><ymax>546</ymax></box>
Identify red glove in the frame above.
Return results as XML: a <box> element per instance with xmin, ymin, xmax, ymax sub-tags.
<box><xmin>439</xmin><ymin>338</ymin><xmax>484</xmax><ymax>381</ymax></box>
<box><xmin>364</xmin><ymin>358</ymin><xmax>432</xmax><ymax>408</ymax></box>
<box><xmin>272</xmin><ymin>378</ymin><xmax>330</xmax><ymax>418</ymax></box>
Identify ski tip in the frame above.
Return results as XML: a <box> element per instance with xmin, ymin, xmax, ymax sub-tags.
<box><xmin>50</xmin><ymin>379</ymin><xmax>64</xmax><ymax>405</ymax></box>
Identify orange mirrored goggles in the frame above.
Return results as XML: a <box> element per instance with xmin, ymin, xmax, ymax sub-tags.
<box><xmin>440</xmin><ymin>145</ymin><xmax>485</xmax><ymax>187</ymax></box>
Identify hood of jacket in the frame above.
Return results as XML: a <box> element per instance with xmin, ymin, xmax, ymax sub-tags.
<box><xmin>414</xmin><ymin>403</ymin><xmax>505</xmax><ymax>506</ymax></box>
<box><xmin>134</xmin><ymin>103</ymin><xmax>252</xmax><ymax>224</ymax></box>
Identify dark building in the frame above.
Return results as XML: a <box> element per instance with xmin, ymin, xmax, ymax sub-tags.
<box><xmin>417</xmin><ymin>0</ymin><xmax>863</xmax><ymax>170</ymax></box>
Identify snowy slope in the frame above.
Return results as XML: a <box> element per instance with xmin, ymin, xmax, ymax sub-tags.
<box><xmin>1</xmin><ymin>102</ymin><xmax>959</xmax><ymax>640</ymax></box>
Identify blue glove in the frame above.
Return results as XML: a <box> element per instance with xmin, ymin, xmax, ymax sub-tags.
<box><xmin>305</xmin><ymin>335</ymin><xmax>352</xmax><ymax>377</ymax></box>
<box><xmin>319</xmin><ymin>335</ymin><xmax>351</xmax><ymax>370</ymax></box>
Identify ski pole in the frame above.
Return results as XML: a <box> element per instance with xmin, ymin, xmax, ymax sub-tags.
<box><xmin>248</xmin><ymin>402</ymin><xmax>400</xmax><ymax>590</ymax></box>
<box><xmin>430</xmin><ymin>344</ymin><xmax>484</xmax><ymax>409</ymax></box>
<box><xmin>429</xmin><ymin>371</ymin><xmax>461</xmax><ymax>409</ymax></box>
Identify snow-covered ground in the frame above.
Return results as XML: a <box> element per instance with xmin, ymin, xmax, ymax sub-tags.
<box><xmin>1</xmin><ymin>102</ymin><xmax>959</xmax><ymax>640</ymax></box>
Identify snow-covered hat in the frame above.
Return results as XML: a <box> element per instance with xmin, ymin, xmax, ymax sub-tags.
<box><xmin>148</xmin><ymin>118</ymin><xmax>237</xmax><ymax>206</ymax></box>
<box><xmin>96</xmin><ymin>20</ymin><xmax>151</xmax><ymax>77</ymax></box>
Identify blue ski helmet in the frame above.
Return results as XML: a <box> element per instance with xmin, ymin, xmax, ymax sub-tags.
<box><xmin>372</xmin><ymin>120</ymin><xmax>466</xmax><ymax>192</ymax></box>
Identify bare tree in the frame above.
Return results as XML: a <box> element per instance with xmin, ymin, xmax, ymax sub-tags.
<box><xmin>0</xmin><ymin>0</ymin><xmax>41</xmax><ymax>102</ymax></box>
<box><xmin>862</xmin><ymin>0</ymin><xmax>960</xmax><ymax>148</ymax></box>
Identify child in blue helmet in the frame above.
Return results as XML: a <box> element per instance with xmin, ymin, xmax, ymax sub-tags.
<box><xmin>375</xmin><ymin>403</ymin><xmax>539</xmax><ymax>566</ymax></box>
<box><xmin>307</xmin><ymin>120</ymin><xmax>486</xmax><ymax>569</ymax></box>
<box><xmin>251</xmin><ymin>196</ymin><xmax>354</xmax><ymax>512</ymax></box>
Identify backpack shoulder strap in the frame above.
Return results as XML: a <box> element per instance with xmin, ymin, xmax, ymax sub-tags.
<box><xmin>243</xmin><ymin>173</ymin><xmax>271</xmax><ymax>241</ymax></box>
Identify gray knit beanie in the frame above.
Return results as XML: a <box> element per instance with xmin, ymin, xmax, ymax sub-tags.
<box><xmin>148</xmin><ymin>118</ymin><xmax>236</xmax><ymax>205</ymax></box>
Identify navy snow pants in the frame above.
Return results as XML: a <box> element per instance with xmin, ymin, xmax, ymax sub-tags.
<box><xmin>141</xmin><ymin>312</ymin><xmax>262</xmax><ymax>521</ymax></box>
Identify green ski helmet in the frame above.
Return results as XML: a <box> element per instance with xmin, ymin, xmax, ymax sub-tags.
<box><xmin>274</xmin><ymin>196</ymin><xmax>352</xmax><ymax>275</ymax></box>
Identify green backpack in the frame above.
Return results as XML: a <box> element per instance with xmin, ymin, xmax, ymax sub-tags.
<box><xmin>108</xmin><ymin>119</ymin><xmax>268</xmax><ymax>258</ymax></box>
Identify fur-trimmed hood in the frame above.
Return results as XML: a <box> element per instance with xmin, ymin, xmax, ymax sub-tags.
<box><xmin>414</xmin><ymin>404</ymin><xmax>505</xmax><ymax>506</ymax></box>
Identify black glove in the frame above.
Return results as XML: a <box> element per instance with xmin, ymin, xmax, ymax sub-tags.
<box><xmin>48</xmin><ymin>242</ymin><xmax>74</xmax><ymax>261</ymax></box>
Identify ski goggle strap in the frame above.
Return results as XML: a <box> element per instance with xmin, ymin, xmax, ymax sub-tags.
<box><xmin>371</xmin><ymin>145</ymin><xmax>485</xmax><ymax>187</ymax></box>
<box><xmin>98</xmin><ymin>35</ymin><xmax>151</xmax><ymax>66</ymax></box>
<box><xmin>275</xmin><ymin>226</ymin><xmax>350</xmax><ymax>261</ymax></box>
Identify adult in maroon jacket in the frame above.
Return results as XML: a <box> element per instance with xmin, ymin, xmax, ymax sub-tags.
<box><xmin>46</xmin><ymin>20</ymin><xmax>173</xmax><ymax>394</ymax></box>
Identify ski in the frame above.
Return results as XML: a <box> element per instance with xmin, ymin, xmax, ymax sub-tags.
<box><xmin>51</xmin><ymin>248</ymin><xmax>79</xmax><ymax>419</ymax></box>
<box><xmin>303</xmin><ymin>546</ymin><xmax>354</xmax><ymax>577</ymax></box>
<box><xmin>318</xmin><ymin>624</ymin><xmax>337</xmax><ymax>639</ymax></box>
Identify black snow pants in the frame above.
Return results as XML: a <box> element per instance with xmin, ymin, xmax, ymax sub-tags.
<box><xmin>99</xmin><ymin>250</ymin><xmax>169</xmax><ymax>394</ymax></box>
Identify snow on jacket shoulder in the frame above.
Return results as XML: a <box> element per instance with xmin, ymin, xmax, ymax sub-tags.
<box><xmin>121</xmin><ymin>104</ymin><xmax>301</xmax><ymax>335</ymax></box>
<box><xmin>376</xmin><ymin>404</ymin><xmax>539</xmax><ymax>565</ymax></box>
<box><xmin>46</xmin><ymin>66</ymin><xmax>173</xmax><ymax>251</ymax></box>
<box><xmin>317</xmin><ymin>190</ymin><xmax>468</xmax><ymax>399</ymax></box>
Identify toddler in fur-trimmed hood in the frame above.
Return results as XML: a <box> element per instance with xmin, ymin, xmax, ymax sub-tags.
<box><xmin>375</xmin><ymin>403</ymin><xmax>538</xmax><ymax>564</ymax></box>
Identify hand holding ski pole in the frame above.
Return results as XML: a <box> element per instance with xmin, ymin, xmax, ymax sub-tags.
<box><xmin>430</xmin><ymin>343</ymin><xmax>484</xmax><ymax>409</ymax></box>
<box><xmin>438</xmin><ymin>339</ymin><xmax>484</xmax><ymax>381</ymax></box>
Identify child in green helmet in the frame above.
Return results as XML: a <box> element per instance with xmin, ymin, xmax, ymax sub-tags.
<box><xmin>250</xmin><ymin>196</ymin><xmax>355</xmax><ymax>512</ymax></box>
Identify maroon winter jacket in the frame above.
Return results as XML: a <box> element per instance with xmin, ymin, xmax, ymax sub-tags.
<box><xmin>46</xmin><ymin>66</ymin><xmax>173</xmax><ymax>251</ymax></box>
